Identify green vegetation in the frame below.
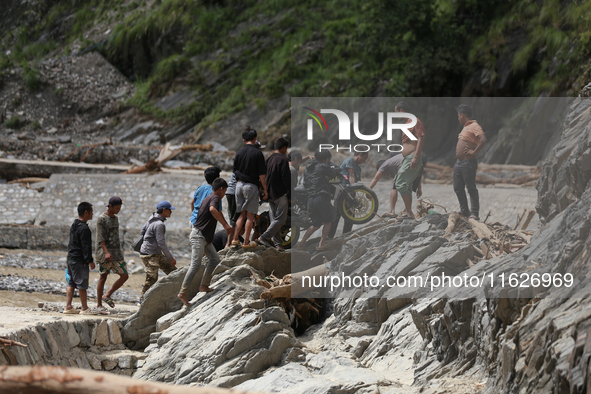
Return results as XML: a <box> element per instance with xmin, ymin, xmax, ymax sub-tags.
<box><xmin>4</xmin><ymin>117</ymin><xmax>22</xmax><ymax>129</ymax></box>
<box><xmin>1</xmin><ymin>0</ymin><xmax>590</xmax><ymax>129</ymax></box>
<box><xmin>24</xmin><ymin>67</ymin><xmax>41</xmax><ymax>91</ymax></box>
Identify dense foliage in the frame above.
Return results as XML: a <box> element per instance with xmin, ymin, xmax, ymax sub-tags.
<box><xmin>1</xmin><ymin>0</ymin><xmax>589</xmax><ymax>127</ymax></box>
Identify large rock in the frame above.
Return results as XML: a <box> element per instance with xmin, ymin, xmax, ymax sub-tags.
<box><xmin>536</xmin><ymin>97</ymin><xmax>591</xmax><ymax>223</ymax></box>
<box><xmin>134</xmin><ymin>265</ymin><xmax>297</xmax><ymax>387</ymax></box>
<box><xmin>122</xmin><ymin>248</ymin><xmax>296</xmax><ymax>350</ymax></box>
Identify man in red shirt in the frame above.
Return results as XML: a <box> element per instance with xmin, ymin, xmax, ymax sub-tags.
<box><xmin>454</xmin><ymin>104</ymin><xmax>487</xmax><ymax>220</ymax></box>
<box><xmin>394</xmin><ymin>101</ymin><xmax>425</xmax><ymax>220</ymax></box>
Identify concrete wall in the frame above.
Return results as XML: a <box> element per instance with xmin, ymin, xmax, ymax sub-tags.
<box><xmin>0</xmin><ymin>184</ymin><xmax>44</xmax><ymax>225</ymax></box>
<box><xmin>0</xmin><ymin>173</ymin><xmax>226</xmax><ymax>251</ymax></box>
<box><xmin>0</xmin><ymin>317</ymin><xmax>145</xmax><ymax>375</ymax></box>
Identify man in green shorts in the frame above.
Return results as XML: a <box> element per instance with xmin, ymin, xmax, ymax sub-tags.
<box><xmin>95</xmin><ymin>196</ymin><xmax>129</xmax><ymax>314</ymax></box>
<box><xmin>394</xmin><ymin>102</ymin><xmax>425</xmax><ymax>220</ymax></box>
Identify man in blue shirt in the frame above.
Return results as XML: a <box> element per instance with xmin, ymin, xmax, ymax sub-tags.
<box><xmin>190</xmin><ymin>166</ymin><xmax>222</xmax><ymax>226</ymax></box>
<box><xmin>340</xmin><ymin>152</ymin><xmax>368</xmax><ymax>184</ymax></box>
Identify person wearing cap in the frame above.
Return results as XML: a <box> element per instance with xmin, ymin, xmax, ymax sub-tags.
<box><xmin>231</xmin><ymin>126</ymin><xmax>268</xmax><ymax>249</ymax></box>
<box><xmin>138</xmin><ymin>201</ymin><xmax>178</xmax><ymax>302</ymax></box>
<box><xmin>95</xmin><ymin>196</ymin><xmax>129</xmax><ymax>313</ymax></box>
<box><xmin>190</xmin><ymin>166</ymin><xmax>223</xmax><ymax>226</ymax></box>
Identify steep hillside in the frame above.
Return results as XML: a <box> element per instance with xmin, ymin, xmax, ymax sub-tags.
<box><xmin>1</xmin><ymin>0</ymin><xmax>590</xmax><ymax>161</ymax></box>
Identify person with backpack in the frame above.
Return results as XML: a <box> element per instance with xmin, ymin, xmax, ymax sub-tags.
<box><xmin>138</xmin><ymin>200</ymin><xmax>178</xmax><ymax>303</ymax></box>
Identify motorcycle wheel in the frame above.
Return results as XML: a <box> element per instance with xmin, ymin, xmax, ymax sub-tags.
<box><xmin>258</xmin><ymin>216</ymin><xmax>299</xmax><ymax>249</ymax></box>
<box><xmin>281</xmin><ymin>224</ymin><xmax>300</xmax><ymax>249</ymax></box>
<box><xmin>336</xmin><ymin>185</ymin><xmax>379</xmax><ymax>225</ymax></box>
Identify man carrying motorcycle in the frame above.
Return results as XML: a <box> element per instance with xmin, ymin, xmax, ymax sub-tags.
<box><xmin>296</xmin><ymin>150</ymin><xmax>342</xmax><ymax>251</ymax></box>
<box><xmin>328</xmin><ymin>151</ymin><xmax>369</xmax><ymax>238</ymax></box>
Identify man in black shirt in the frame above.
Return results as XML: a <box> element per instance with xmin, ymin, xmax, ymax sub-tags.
<box><xmin>231</xmin><ymin>126</ymin><xmax>268</xmax><ymax>248</ymax></box>
<box><xmin>64</xmin><ymin>202</ymin><xmax>99</xmax><ymax>315</ymax></box>
<box><xmin>178</xmin><ymin>178</ymin><xmax>233</xmax><ymax>306</ymax></box>
<box><xmin>257</xmin><ymin>137</ymin><xmax>290</xmax><ymax>250</ymax></box>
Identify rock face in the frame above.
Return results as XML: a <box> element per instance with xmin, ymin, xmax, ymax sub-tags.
<box><xmin>134</xmin><ymin>265</ymin><xmax>298</xmax><ymax>388</ymax></box>
<box><xmin>133</xmin><ymin>97</ymin><xmax>591</xmax><ymax>393</ymax></box>
<box><xmin>536</xmin><ymin>97</ymin><xmax>591</xmax><ymax>223</ymax></box>
<box><xmin>122</xmin><ymin>246</ymin><xmax>293</xmax><ymax>350</ymax></box>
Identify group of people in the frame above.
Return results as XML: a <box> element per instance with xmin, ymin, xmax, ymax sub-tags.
<box><xmin>63</xmin><ymin>103</ymin><xmax>486</xmax><ymax>313</ymax></box>
<box><xmin>295</xmin><ymin>102</ymin><xmax>487</xmax><ymax>250</ymax></box>
<box><xmin>63</xmin><ymin>126</ymin><xmax>295</xmax><ymax>312</ymax></box>
<box><xmin>365</xmin><ymin>102</ymin><xmax>486</xmax><ymax>222</ymax></box>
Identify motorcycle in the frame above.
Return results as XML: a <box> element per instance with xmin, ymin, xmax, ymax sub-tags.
<box><xmin>259</xmin><ymin>175</ymin><xmax>379</xmax><ymax>249</ymax></box>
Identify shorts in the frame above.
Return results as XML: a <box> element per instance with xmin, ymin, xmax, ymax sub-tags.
<box><xmin>235</xmin><ymin>181</ymin><xmax>259</xmax><ymax>215</ymax></box>
<box><xmin>394</xmin><ymin>154</ymin><xmax>423</xmax><ymax>197</ymax></box>
<box><xmin>66</xmin><ymin>261</ymin><xmax>90</xmax><ymax>290</ymax></box>
<box><xmin>308</xmin><ymin>194</ymin><xmax>334</xmax><ymax>227</ymax></box>
<box><xmin>99</xmin><ymin>260</ymin><xmax>128</xmax><ymax>275</ymax></box>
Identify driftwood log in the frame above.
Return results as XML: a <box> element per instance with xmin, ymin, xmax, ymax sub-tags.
<box><xmin>59</xmin><ymin>141</ymin><xmax>111</xmax><ymax>162</ymax></box>
<box><xmin>122</xmin><ymin>143</ymin><xmax>214</xmax><ymax>174</ymax></box>
<box><xmin>424</xmin><ymin>162</ymin><xmax>541</xmax><ymax>185</ymax></box>
<box><xmin>469</xmin><ymin>218</ymin><xmax>494</xmax><ymax>239</ymax></box>
<box><xmin>0</xmin><ymin>338</ymin><xmax>27</xmax><ymax>348</ymax></box>
<box><xmin>122</xmin><ymin>158</ymin><xmax>160</xmax><ymax>174</ymax></box>
<box><xmin>444</xmin><ymin>212</ymin><xmax>460</xmax><ymax>238</ymax></box>
<box><xmin>0</xmin><ymin>366</ymin><xmax>259</xmax><ymax>394</ymax></box>
<box><xmin>260</xmin><ymin>263</ymin><xmax>329</xmax><ymax>300</ymax></box>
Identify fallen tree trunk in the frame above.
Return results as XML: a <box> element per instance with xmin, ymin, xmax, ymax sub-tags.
<box><xmin>122</xmin><ymin>158</ymin><xmax>160</xmax><ymax>174</ymax></box>
<box><xmin>0</xmin><ymin>366</ymin><xmax>258</xmax><ymax>394</ymax></box>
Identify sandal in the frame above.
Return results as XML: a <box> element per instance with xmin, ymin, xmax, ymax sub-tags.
<box><xmin>316</xmin><ymin>244</ymin><xmax>331</xmax><ymax>251</ymax></box>
<box><xmin>102</xmin><ymin>296</ymin><xmax>115</xmax><ymax>308</ymax></box>
<box><xmin>63</xmin><ymin>308</ymin><xmax>79</xmax><ymax>314</ymax></box>
<box><xmin>469</xmin><ymin>215</ymin><xmax>480</xmax><ymax>221</ymax></box>
<box><xmin>231</xmin><ymin>240</ymin><xmax>240</xmax><ymax>246</ymax></box>
<box><xmin>256</xmin><ymin>237</ymin><xmax>272</xmax><ymax>247</ymax></box>
<box><xmin>242</xmin><ymin>241</ymin><xmax>258</xmax><ymax>249</ymax></box>
<box><xmin>382</xmin><ymin>213</ymin><xmax>397</xmax><ymax>218</ymax></box>
<box><xmin>96</xmin><ymin>306</ymin><xmax>110</xmax><ymax>315</ymax></box>
<box><xmin>396</xmin><ymin>214</ymin><xmax>415</xmax><ymax>222</ymax></box>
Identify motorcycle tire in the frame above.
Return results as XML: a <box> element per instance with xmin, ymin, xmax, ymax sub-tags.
<box><xmin>336</xmin><ymin>185</ymin><xmax>379</xmax><ymax>225</ymax></box>
<box><xmin>258</xmin><ymin>215</ymin><xmax>299</xmax><ymax>249</ymax></box>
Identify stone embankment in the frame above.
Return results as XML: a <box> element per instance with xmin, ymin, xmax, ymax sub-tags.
<box><xmin>0</xmin><ymin>173</ymin><xmax>223</xmax><ymax>253</ymax></box>
<box><xmin>0</xmin><ymin>308</ymin><xmax>145</xmax><ymax>375</ymax></box>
